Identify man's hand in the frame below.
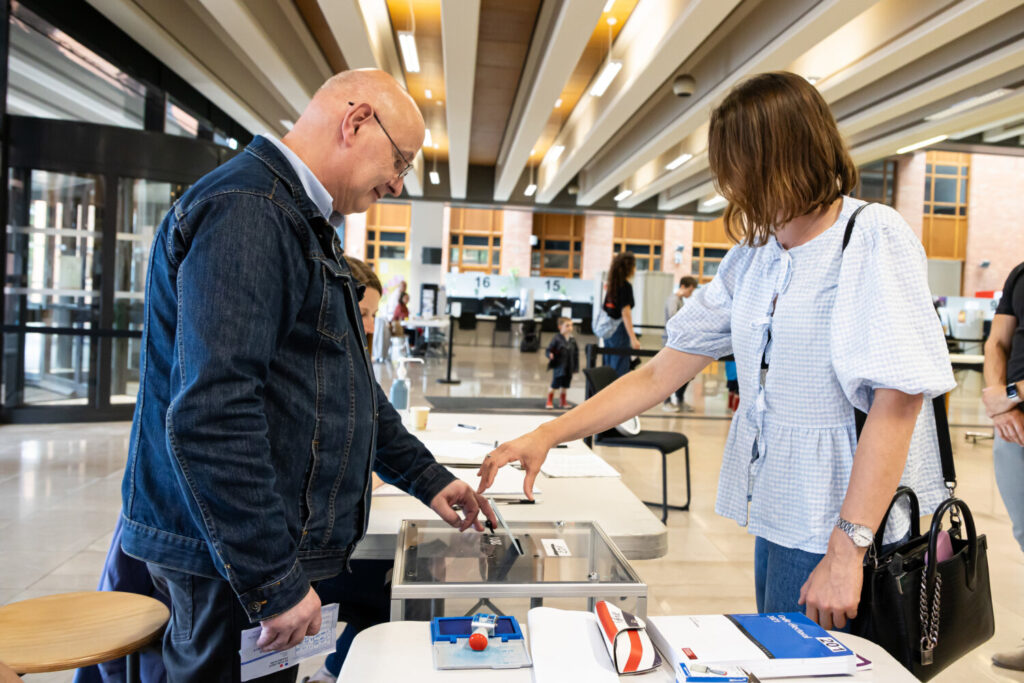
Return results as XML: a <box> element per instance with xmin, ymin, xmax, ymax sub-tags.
<box><xmin>798</xmin><ymin>528</ymin><xmax>866</xmax><ymax>630</ymax></box>
<box><xmin>982</xmin><ymin>384</ymin><xmax>1018</xmax><ymax>418</ymax></box>
<box><xmin>257</xmin><ymin>587</ymin><xmax>321</xmax><ymax>652</ymax></box>
<box><xmin>476</xmin><ymin>430</ymin><xmax>552</xmax><ymax>500</ymax></box>
<box><xmin>994</xmin><ymin>407</ymin><xmax>1024</xmax><ymax>445</ymax></box>
<box><xmin>430</xmin><ymin>479</ymin><xmax>497</xmax><ymax>532</ymax></box>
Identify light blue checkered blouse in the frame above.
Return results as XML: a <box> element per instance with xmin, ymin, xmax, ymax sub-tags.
<box><xmin>666</xmin><ymin>197</ymin><xmax>955</xmax><ymax>553</ymax></box>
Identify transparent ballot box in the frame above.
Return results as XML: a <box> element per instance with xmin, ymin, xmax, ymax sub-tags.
<box><xmin>390</xmin><ymin>520</ymin><xmax>647</xmax><ymax>621</ymax></box>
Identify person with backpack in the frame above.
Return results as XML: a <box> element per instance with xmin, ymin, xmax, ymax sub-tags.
<box><xmin>479</xmin><ymin>71</ymin><xmax>953</xmax><ymax>631</ymax></box>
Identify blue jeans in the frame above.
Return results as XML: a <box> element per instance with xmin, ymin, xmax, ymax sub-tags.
<box><xmin>754</xmin><ymin>537</ymin><xmax>826</xmax><ymax>615</ymax></box>
<box><xmin>994</xmin><ymin>432</ymin><xmax>1024</xmax><ymax>554</ymax></box>
<box><xmin>603</xmin><ymin>322</ymin><xmax>630</xmax><ymax>377</ymax></box>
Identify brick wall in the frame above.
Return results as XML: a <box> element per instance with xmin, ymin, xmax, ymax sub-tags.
<box><xmin>893</xmin><ymin>152</ymin><xmax>925</xmax><ymax>240</ymax></box>
<box><xmin>964</xmin><ymin>153</ymin><xmax>1024</xmax><ymax>295</ymax></box>
<box><xmin>344</xmin><ymin>211</ymin><xmax>367</xmax><ymax>259</ymax></box>
<box><xmin>500</xmin><ymin>208</ymin><xmax>533</xmax><ymax>277</ymax></box>
<box><xmin>582</xmin><ymin>213</ymin><xmax>614</xmax><ymax>281</ymax></box>
<box><xmin>663</xmin><ymin>217</ymin><xmax>694</xmax><ymax>283</ymax></box>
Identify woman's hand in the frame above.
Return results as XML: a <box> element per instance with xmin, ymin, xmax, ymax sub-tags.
<box><xmin>476</xmin><ymin>429</ymin><xmax>554</xmax><ymax>500</ymax></box>
<box><xmin>630</xmin><ymin>336</ymin><xmax>641</xmax><ymax>350</ymax></box>
<box><xmin>798</xmin><ymin>527</ymin><xmax>866</xmax><ymax>630</ymax></box>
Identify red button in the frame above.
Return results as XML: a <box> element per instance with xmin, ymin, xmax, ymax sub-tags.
<box><xmin>468</xmin><ymin>632</ymin><xmax>488</xmax><ymax>651</ymax></box>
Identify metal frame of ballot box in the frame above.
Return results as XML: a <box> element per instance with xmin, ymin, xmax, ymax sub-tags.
<box><xmin>389</xmin><ymin>520</ymin><xmax>647</xmax><ymax>621</ymax></box>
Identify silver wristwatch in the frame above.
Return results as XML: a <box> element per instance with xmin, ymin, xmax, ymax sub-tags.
<box><xmin>836</xmin><ymin>518</ymin><xmax>874</xmax><ymax>547</ymax></box>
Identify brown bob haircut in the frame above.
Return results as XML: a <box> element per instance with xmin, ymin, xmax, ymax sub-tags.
<box><xmin>708</xmin><ymin>71</ymin><xmax>858</xmax><ymax>247</ymax></box>
<box><xmin>344</xmin><ymin>255</ymin><xmax>382</xmax><ymax>295</ymax></box>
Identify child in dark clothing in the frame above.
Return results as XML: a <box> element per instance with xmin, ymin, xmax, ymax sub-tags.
<box><xmin>545</xmin><ymin>317</ymin><xmax>579</xmax><ymax>409</ymax></box>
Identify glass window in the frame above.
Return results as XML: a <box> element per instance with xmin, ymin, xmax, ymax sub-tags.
<box><xmin>380</xmin><ymin>231</ymin><xmax>405</xmax><ymax>243</ymax></box>
<box><xmin>933</xmin><ymin>205</ymin><xmax>955</xmax><ymax>215</ymax></box>
<box><xmin>705</xmin><ymin>248</ymin><xmax>728</xmax><ymax>259</ymax></box>
<box><xmin>492</xmin><ymin>237</ymin><xmax>500</xmax><ymax>247</ymax></box>
<box><xmin>960</xmin><ymin>179</ymin><xmax>967</xmax><ymax>204</ymax></box>
<box><xmin>367</xmin><ymin>244</ymin><xmax>375</xmax><ymax>259</ymax></box>
<box><xmin>933</xmin><ymin>177</ymin><xmax>957</xmax><ymax>204</ymax></box>
<box><xmin>544</xmin><ymin>240</ymin><xmax>571</xmax><ymax>251</ymax></box>
<box><xmin>2</xmin><ymin>331</ymin><xmax>92</xmax><ymax>407</ymax></box>
<box><xmin>450</xmin><ymin>234</ymin><xmax>458</xmax><ymax>245</ymax></box>
<box><xmin>463</xmin><ymin>235</ymin><xmax>489</xmax><ymax>246</ymax></box>
<box><xmin>703</xmin><ymin>260</ymin><xmax>721</xmax><ymax>277</ymax></box>
<box><xmin>691</xmin><ymin>261</ymin><xmax>701</xmax><ymax>276</ymax></box>
<box><xmin>653</xmin><ymin>258</ymin><xmax>661</xmax><ymax>270</ymax></box>
<box><xmin>7</xmin><ymin>2</ymin><xmax>146</xmax><ymax>128</ymax></box>
<box><xmin>368</xmin><ymin>231</ymin><xmax>377</xmax><ymax>241</ymax></box>
<box><xmin>531</xmin><ymin>252</ymin><xmax>540</xmax><ymax>269</ymax></box>
<box><xmin>935</xmin><ymin>165</ymin><xmax>959</xmax><ymax>175</ymax></box>
<box><xmin>463</xmin><ymin>248</ymin><xmax>488</xmax><ymax>264</ymax></box>
<box><xmin>5</xmin><ymin>169</ymin><xmax>104</xmax><ymax>329</ymax></box>
<box><xmin>543</xmin><ymin>253</ymin><xmax>570</xmax><ymax>270</ymax></box>
<box><xmin>491</xmin><ymin>249</ymin><xmax>500</xmax><ymax>266</ymax></box>
<box><xmin>958</xmin><ymin>206</ymin><xmax>967</xmax><ymax>216</ymax></box>
<box><xmin>625</xmin><ymin>244</ymin><xmax>651</xmax><ymax>255</ymax></box>
<box><xmin>654</xmin><ymin>246</ymin><xmax>662</xmax><ymax>256</ymax></box>
<box><xmin>573</xmin><ymin>253</ymin><xmax>581</xmax><ymax>270</ymax></box>
<box><xmin>450</xmin><ymin>247</ymin><xmax>459</xmax><ymax>263</ymax></box>
<box><xmin>925</xmin><ymin>182</ymin><xmax>932</xmax><ymax>202</ymax></box>
<box><xmin>379</xmin><ymin>245</ymin><xmax>404</xmax><ymax>259</ymax></box>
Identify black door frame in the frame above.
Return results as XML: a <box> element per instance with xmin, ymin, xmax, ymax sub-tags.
<box><xmin>2</xmin><ymin>115</ymin><xmax>237</xmax><ymax>423</ymax></box>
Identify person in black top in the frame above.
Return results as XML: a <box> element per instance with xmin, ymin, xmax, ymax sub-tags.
<box><xmin>983</xmin><ymin>261</ymin><xmax>1024</xmax><ymax>671</ymax></box>
<box><xmin>545</xmin><ymin>317</ymin><xmax>579</xmax><ymax>409</ymax></box>
<box><xmin>601</xmin><ymin>252</ymin><xmax>641</xmax><ymax>376</ymax></box>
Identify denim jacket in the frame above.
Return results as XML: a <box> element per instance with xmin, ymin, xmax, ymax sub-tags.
<box><xmin>120</xmin><ymin>136</ymin><xmax>454</xmax><ymax>621</ymax></box>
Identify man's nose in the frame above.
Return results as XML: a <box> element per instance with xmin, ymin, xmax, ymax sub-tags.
<box><xmin>386</xmin><ymin>176</ymin><xmax>404</xmax><ymax>197</ymax></box>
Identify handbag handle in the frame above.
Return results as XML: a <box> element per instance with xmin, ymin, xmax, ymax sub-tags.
<box><xmin>925</xmin><ymin>497</ymin><xmax>979</xmax><ymax>592</ymax></box>
<box><xmin>869</xmin><ymin>485</ymin><xmax>920</xmax><ymax>557</ymax></box>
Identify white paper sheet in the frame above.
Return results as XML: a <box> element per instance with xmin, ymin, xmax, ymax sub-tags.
<box><xmin>421</xmin><ymin>439</ymin><xmax>496</xmax><ymax>466</ymax></box>
<box><xmin>527</xmin><ymin>607</ymin><xmax>619</xmax><ymax>683</ymax></box>
<box><xmin>239</xmin><ymin>603</ymin><xmax>338</xmax><ymax>681</ymax></box>
<box><xmin>540</xmin><ymin>451</ymin><xmax>621</xmax><ymax>478</ymax></box>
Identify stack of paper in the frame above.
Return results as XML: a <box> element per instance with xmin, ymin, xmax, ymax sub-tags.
<box><xmin>374</xmin><ymin>466</ymin><xmax>540</xmax><ymax>497</ymax></box>
<box><xmin>527</xmin><ymin>607</ymin><xmax>619</xmax><ymax>683</ymax></box>
<box><xmin>421</xmin><ymin>439</ymin><xmax>495</xmax><ymax>466</ymax></box>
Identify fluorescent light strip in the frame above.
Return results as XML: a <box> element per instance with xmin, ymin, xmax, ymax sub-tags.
<box><xmin>613</xmin><ymin>189</ymin><xmax>632</xmax><ymax>202</ymax></box>
<box><xmin>665</xmin><ymin>153</ymin><xmax>693</xmax><ymax>171</ymax></box>
<box><xmin>524</xmin><ymin>183</ymin><xmax>537</xmax><ymax>197</ymax></box>
<box><xmin>423</xmin><ymin>129</ymin><xmax>433</xmax><ymax>148</ymax></box>
<box><xmin>603</xmin><ymin>0</ymin><xmax>615</xmax><ymax>12</ymax></box>
<box><xmin>429</xmin><ymin>171</ymin><xmax>440</xmax><ymax>185</ymax></box>
<box><xmin>699</xmin><ymin>195</ymin><xmax>727</xmax><ymax>212</ymax></box>
<box><xmin>554</xmin><ymin>98</ymin><xmax>562</xmax><ymax>108</ymax></box>
<box><xmin>590</xmin><ymin>60</ymin><xmax>622</xmax><ymax>98</ymax></box>
<box><xmin>925</xmin><ymin>89</ymin><xmax>1012</xmax><ymax>122</ymax></box>
<box><xmin>896</xmin><ymin>135</ymin><xmax>948</xmax><ymax>155</ymax></box>
<box><xmin>546</xmin><ymin>145</ymin><xmax>565</xmax><ymax>163</ymax></box>
<box><xmin>397</xmin><ymin>31</ymin><xmax>420</xmax><ymax>74</ymax></box>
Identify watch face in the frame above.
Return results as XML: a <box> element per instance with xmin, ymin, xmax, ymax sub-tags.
<box><xmin>853</xmin><ymin>526</ymin><xmax>874</xmax><ymax>547</ymax></box>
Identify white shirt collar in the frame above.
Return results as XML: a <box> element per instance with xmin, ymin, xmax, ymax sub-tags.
<box><xmin>263</xmin><ymin>135</ymin><xmax>344</xmax><ymax>228</ymax></box>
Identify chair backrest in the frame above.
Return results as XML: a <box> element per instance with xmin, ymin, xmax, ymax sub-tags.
<box><xmin>495</xmin><ymin>315</ymin><xmax>513</xmax><ymax>331</ymax></box>
<box><xmin>458</xmin><ymin>311</ymin><xmax>477</xmax><ymax>330</ymax></box>
<box><xmin>582</xmin><ymin>366</ymin><xmax>622</xmax><ymax>446</ymax></box>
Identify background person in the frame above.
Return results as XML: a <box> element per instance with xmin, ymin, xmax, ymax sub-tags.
<box><xmin>663</xmin><ymin>276</ymin><xmax>698</xmax><ymax>412</ymax></box>
<box><xmin>478</xmin><ymin>71</ymin><xmax>953</xmax><ymax>631</ymax></box>
<box><xmin>601</xmin><ymin>252</ymin><xmax>641</xmax><ymax>376</ymax></box>
<box><xmin>545</xmin><ymin>317</ymin><xmax>579</xmax><ymax>410</ymax></box>
<box><xmin>982</xmin><ymin>260</ymin><xmax>1024</xmax><ymax>671</ymax></box>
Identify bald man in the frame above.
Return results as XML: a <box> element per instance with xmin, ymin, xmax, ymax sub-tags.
<box><xmin>120</xmin><ymin>70</ymin><xmax>496</xmax><ymax>682</ymax></box>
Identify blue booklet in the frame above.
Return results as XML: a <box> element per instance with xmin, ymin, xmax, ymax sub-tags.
<box><xmin>647</xmin><ymin>612</ymin><xmax>855</xmax><ymax>681</ymax></box>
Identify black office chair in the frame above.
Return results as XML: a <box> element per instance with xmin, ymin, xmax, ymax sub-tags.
<box><xmin>457</xmin><ymin>311</ymin><xmax>477</xmax><ymax>330</ymax></box>
<box><xmin>582</xmin><ymin>365</ymin><xmax>691</xmax><ymax>523</ymax></box>
<box><xmin>492</xmin><ymin>314</ymin><xmax>513</xmax><ymax>347</ymax></box>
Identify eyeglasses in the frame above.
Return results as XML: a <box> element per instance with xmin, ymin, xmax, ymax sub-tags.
<box><xmin>349</xmin><ymin>101</ymin><xmax>413</xmax><ymax>179</ymax></box>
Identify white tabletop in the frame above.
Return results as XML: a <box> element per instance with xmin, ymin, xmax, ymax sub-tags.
<box><xmin>403</xmin><ymin>318</ymin><xmax>451</xmax><ymax>329</ymax></box>
<box><xmin>354</xmin><ymin>413</ymin><xmax>667</xmax><ymax>561</ymax></box>
<box><xmin>338</xmin><ymin>621</ymin><xmax>918</xmax><ymax>682</ymax></box>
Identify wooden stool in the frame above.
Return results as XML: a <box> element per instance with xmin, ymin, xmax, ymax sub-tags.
<box><xmin>0</xmin><ymin>591</ymin><xmax>169</xmax><ymax>682</ymax></box>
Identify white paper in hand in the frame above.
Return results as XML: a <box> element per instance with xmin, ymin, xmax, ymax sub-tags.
<box><xmin>239</xmin><ymin>603</ymin><xmax>339</xmax><ymax>681</ymax></box>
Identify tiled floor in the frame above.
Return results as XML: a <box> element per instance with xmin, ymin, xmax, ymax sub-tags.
<box><xmin>2</xmin><ymin>338</ymin><xmax>1022</xmax><ymax>681</ymax></box>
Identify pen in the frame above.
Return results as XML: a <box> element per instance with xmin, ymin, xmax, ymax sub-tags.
<box><xmin>554</xmin><ymin>444</ymin><xmax>568</xmax><ymax>449</ymax></box>
<box><xmin>457</xmin><ymin>423</ymin><xmax>480</xmax><ymax>430</ymax></box>
<box><xmin>496</xmin><ymin>499</ymin><xmax>536</xmax><ymax>505</ymax></box>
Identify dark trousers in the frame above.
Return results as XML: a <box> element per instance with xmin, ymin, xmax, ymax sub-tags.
<box><xmin>148</xmin><ymin>563</ymin><xmax>299</xmax><ymax>683</ymax></box>
<box><xmin>317</xmin><ymin>559</ymin><xmax>394</xmax><ymax>676</ymax></box>
<box><xmin>602</xmin><ymin>323</ymin><xmax>631</xmax><ymax>377</ymax></box>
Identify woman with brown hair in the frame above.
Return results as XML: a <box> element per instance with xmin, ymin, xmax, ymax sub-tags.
<box><xmin>479</xmin><ymin>72</ymin><xmax>953</xmax><ymax>629</ymax></box>
<box><xmin>601</xmin><ymin>251</ymin><xmax>642</xmax><ymax>376</ymax></box>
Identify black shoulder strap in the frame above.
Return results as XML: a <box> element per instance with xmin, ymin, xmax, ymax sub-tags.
<box><xmin>844</xmin><ymin>202</ymin><xmax>956</xmax><ymax>486</ymax></box>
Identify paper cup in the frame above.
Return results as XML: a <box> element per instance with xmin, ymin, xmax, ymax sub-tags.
<box><xmin>410</xmin><ymin>406</ymin><xmax>430</xmax><ymax>430</ymax></box>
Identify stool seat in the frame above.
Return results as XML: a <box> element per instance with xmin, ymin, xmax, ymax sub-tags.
<box><xmin>0</xmin><ymin>591</ymin><xmax>169</xmax><ymax>674</ymax></box>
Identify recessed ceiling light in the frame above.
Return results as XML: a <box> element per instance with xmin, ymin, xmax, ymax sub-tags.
<box><xmin>424</xmin><ymin>89</ymin><xmax>432</xmax><ymax>99</ymax></box>
<box><xmin>524</xmin><ymin>183</ymin><xmax>537</xmax><ymax>197</ymax></box>
<box><xmin>554</xmin><ymin>98</ymin><xmax>562</xmax><ymax>108</ymax></box>
<box><xmin>546</xmin><ymin>145</ymin><xmax>565</xmax><ymax>163</ymax></box>
<box><xmin>613</xmin><ymin>189</ymin><xmax>632</xmax><ymax>202</ymax></box>
<box><xmin>590</xmin><ymin>61</ymin><xmax>622</xmax><ymax>97</ymax></box>
<box><xmin>424</xmin><ymin>129</ymin><xmax>433</xmax><ymax>148</ymax></box>
<box><xmin>699</xmin><ymin>194</ymin><xmax>728</xmax><ymax>212</ymax></box>
<box><xmin>603</xmin><ymin>0</ymin><xmax>615</xmax><ymax>12</ymax></box>
<box><xmin>896</xmin><ymin>134</ymin><xmax>948</xmax><ymax>154</ymax></box>
<box><xmin>665</xmin><ymin>153</ymin><xmax>693</xmax><ymax>171</ymax></box>
<box><xmin>397</xmin><ymin>31</ymin><xmax>420</xmax><ymax>73</ymax></box>
<box><xmin>433</xmin><ymin>143</ymin><xmax>439</xmax><ymax>149</ymax></box>
<box><xmin>429</xmin><ymin>171</ymin><xmax>440</xmax><ymax>185</ymax></box>
<box><xmin>805</xmin><ymin>76</ymin><xmax>820</xmax><ymax>85</ymax></box>
<box><xmin>436</xmin><ymin>100</ymin><xmax>443</xmax><ymax>106</ymax></box>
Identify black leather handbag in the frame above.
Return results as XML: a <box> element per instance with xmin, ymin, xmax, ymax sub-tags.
<box><xmin>850</xmin><ymin>396</ymin><xmax>994</xmax><ymax>681</ymax></box>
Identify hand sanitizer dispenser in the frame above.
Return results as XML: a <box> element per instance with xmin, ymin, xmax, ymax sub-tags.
<box><xmin>389</xmin><ymin>357</ymin><xmax>423</xmax><ymax>411</ymax></box>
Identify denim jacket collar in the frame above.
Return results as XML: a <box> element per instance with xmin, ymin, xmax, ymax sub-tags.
<box><xmin>261</xmin><ymin>136</ymin><xmax>344</xmax><ymax>229</ymax></box>
<box><xmin>244</xmin><ymin>135</ymin><xmax>335</xmax><ymax>229</ymax></box>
